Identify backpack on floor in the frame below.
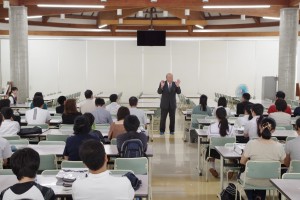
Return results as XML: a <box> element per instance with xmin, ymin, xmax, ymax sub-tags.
<box><xmin>220</xmin><ymin>183</ymin><xmax>240</xmax><ymax>200</ymax></box>
<box><xmin>120</xmin><ymin>139</ymin><xmax>145</xmax><ymax>158</ymax></box>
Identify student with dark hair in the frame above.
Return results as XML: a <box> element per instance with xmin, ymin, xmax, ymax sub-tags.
<box><xmin>79</xmin><ymin>90</ymin><xmax>96</xmax><ymax>114</ymax></box>
<box><xmin>236</xmin><ymin>104</ymin><xmax>253</xmax><ymax>127</ymax></box>
<box><xmin>62</xmin><ymin>99</ymin><xmax>82</xmax><ymax>124</ymax></box>
<box><xmin>106</xmin><ymin>94</ymin><xmax>121</xmax><ymax>118</ymax></box>
<box><xmin>92</xmin><ymin>98</ymin><xmax>113</xmax><ymax>124</ymax></box>
<box><xmin>269</xmin><ymin>99</ymin><xmax>291</xmax><ymax>126</ymax></box>
<box><xmin>63</xmin><ymin>116</ymin><xmax>98</xmax><ymax>161</ymax></box>
<box><xmin>108</xmin><ymin>106</ymin><xmax>129</xmax><ymax>140</ymax></box>
<box><xmin>83</xmin><ymin>112</ymin><xmax>105</xmax><ymax>143</ymax></box>
<box><xmin>192</xmin><ymin>95</ymin><xmax>212</xmax><ymax>116</ymax></box>
<box><xmin>0</xmin><ymin>148</ymin><xmax>55</xmax><ymax>200</ymax></box>
<box><xmin>284</xmin><ymin>118</ymin><xmax>300</xmax><ymax>167</ymax></box>
<box><xmin>206</xmin><ymin>107</ymin><xmax>234</xmax><ymax>178</ymax></box>
<box><xmin>25</xmin><ymin>97</ymin><xmax>51</xmax><ymax>124</ymax></box>
<box><xmin>30</xmin><ymin>92</ymin><xmax>48</xmax><ymax>109</ymax></box>
<box><xmin>72</xmin><ymin>140</ymin><xmax>134</xmax><ymax>200</ymax></box>
<box><xmin>240</xmin><ymin>117</ymin><xmax>285</xmax><ymax>200</ymax></box>
<box><xmin>294</xmin><ymin>106</ymin><xmax>300</xmax><ymax>116</ymax></box>
<box><xmin>236</xmin><ymin>93</ymin><xmax>252</xmax><ymax>116</ymax></box>
<box><xmin>128</xmin><ymin>96</ymin><xmax>147</xmax><ymax>127</ymax></box>
<box><xmin>268</xmin><ymin>91</ymin><xmax>292</xmax><ymax>114</ymax></box>
<box><xmin>56</xmin><ymin>96</ymin><xmax>66</xmax><ymax>114</ymax></box>
<box><xmin>0</xmin><ymin>99</ymin><xmax>21</xmax><ymax>125</ymax></box>
<box><xmin>116</xmin><ymin>115</ymin><xmax>148</xmax><ymax>152</ymax></box>
<box><xmin>213</xmin><ymin>97</ymin><xmax>231</xmax><ymax>117</ymax></box>
<box><xmin>0</xmin><ymin>107</ymin><xmax>20</xmax><ymax>136</ymax></box>
<box><xmin>244</xmin><ymin>103</ymin><xmax>264</xmax><ymax>139</ymax></box>
<box><xmin>8</xmin><ymin>87</ymin><xmax>18</xmax><ymax>105</ymax></box>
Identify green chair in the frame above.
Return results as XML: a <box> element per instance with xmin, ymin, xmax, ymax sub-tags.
<box><xmin>276</xmin><ymin>125</ymin><xmax>293</xmax><ymax>130</ymax></box>
<box><xmin>41</xmin><ymin>170</ymin><xmax>60</xmax><ymax>175</ymax></box>
<box><xmin>289</xmin><ymin>160</ymin><xmax>300</xmax><ymax>173</ymax></box>
<box><xmin>38</xmin><ymin>141</ymin><xmax>66</xmax><ymax>145</ymax></box>
<box><xmin>46</xmin><ymin>134</ymin><xmax>70</xmax><ymax>142</ymax></box>
<box><xmin>282</xmin><ymin>173</ymin><xmax>300</xmax><ymax>179</ymax></box>
<box><xmin>39</xmin><ymin>154</ymin><xmax>57</xmax><ymax>171</ymax></box>
<box><xmin>205</xmin><ymin>136</ymin><xmax>236</xmax><ymax>181</ymax></box>
<box><xmin>61</xmin><ymin>161</ymin><xmax>86</xmax><ymax>169</ymax></box>
<box><xmin>59</xmin><ymin>124</ymin><xmax>73</xmax><ymax>129</ymax></box>
<box><xmin>114</xmin><ymin>157</ymin><xmax>148</xmax><ymax>175</ymax></box>
<box><xmin>286</xmin><ymin>136</ymin><xmax>296</xmax><ymax>142</ymax></box>
<box><xmin>111</xmin><ymin>138</ymin><xmax>117</xmax><ymax>145</ymax></box>
<box><xmin>236</xmin><ymin>161</ymin><xmax>281</xmax><ymax>200</ymax></box>
<box><xmin>0</xmin><ymin>169</ymin><xmax>14</xmax><ymax>175</ymax></box>
<box><xmin>27</xmin><ymin>124</ymin><xmax>49</xmax><ymax>129</ymax></box>
<box><xmin>8</xmin><ymin>139</ymin><xmax>29</xmax><ymax>146</ymax></box>
<box><xmin>275</xmin><ymin>127</ymin><xmax>286</xmax><ymax>130</ymax></box>
<box><xmin>109</xmin><ymin>170</ymin><xmax>134</xmax><ymax>176</ymax></box>
<box><xmin>2</xmin><ymin>135</ymin><xmax>20</xmax><ymax>140</ymax></box>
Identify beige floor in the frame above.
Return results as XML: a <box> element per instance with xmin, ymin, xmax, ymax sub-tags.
<box><xmin>151</xmin><ymin>110</ymin><xmax>220</xmax><ymax>200</ymax></box>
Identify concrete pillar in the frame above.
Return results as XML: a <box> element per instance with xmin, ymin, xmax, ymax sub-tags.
<box><xmin>278</xmin><ymin>8</ymin><xmax>299</xmax><ymax>100</ymax></box>
<box><xmin>9</xmin><ymin>6</ymin><xmax>29</xmax><ymax>103</ymax></box>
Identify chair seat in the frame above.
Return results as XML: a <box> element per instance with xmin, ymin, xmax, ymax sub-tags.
<box><xmin>237</xmin><ymin>178</ymin><xmax>275</xmax><ymax>190</ymax></box>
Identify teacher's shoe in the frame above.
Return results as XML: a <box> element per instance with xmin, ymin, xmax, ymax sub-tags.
<box><xmin>160</xmin><ymin>132</ymin><xmax>165</xmax><ymax>136</ymax></box>
<box><xmin>170</xmin><ymin>132</ymin><xmax>174</xmax><ymax>135</ymax></box>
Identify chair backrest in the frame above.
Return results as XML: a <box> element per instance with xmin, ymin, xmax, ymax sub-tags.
<box><xmin>111</xmin><ymin>138</ymin><xmax>117</xmax><ymax>145</ymax></box>
<box><xmin>275</xmin><ymin>127</ymin><xmax>286</xmax><ymax>130</ymax></box>
<box><xmin>39</xmin><ymin>154</ymin><xmax>57</xmax><ymax>171</ymax></box>
<box><xmin>46</xmin><ymin>134</ymin><xmax>70</xmax><ymax>142</ymax></box>
<box><xmin>109</xmin><ymin>170</ymin><xmax>134</xmax><ymax>176</ymax></box>
<box><xmin>8</xmin><ymin>139</ymin><xmax>29</xmax><ymax>146</ymax></box>
<box><xmin>286</xmin><ymin>136</ymin><xmax>296</xmax><ymax>142</ymax></box>
<box><xmin>209</xmin><ymin>137</ymin><xmax>236</xmax><ymax>149</ymax></box>
<box><xmin>38</xmin><ymin>141</ymin><xmax>66</xmax><ymax>145</ymax></box>
<box><xmin>191</xmin><ymin>114</ymin><xmax>207</xmax><ymax>129</ymax></box>
<box><xmin>120</xmin><ymin>139</ymin><xmax>144</xmax><ymax>158</ymax></box>
<box><xmin>245</xmin><ymin>161</ymin><xmax>281</xmax><ymax>180</ymax></box>
<box><xmin>27</xmin><ymin>124</ymin><xmax>49</xmax><ymax>129</ymax></box>
<box><xmin>282</xmin><ymin>173</ymin><xmax>300</xmax><ymax>179</ymax></box>
<box><xmin>61</xmin><ymin>161</ymin><xmax>86</xmax><ymax>169</ymax></box>
<box><xmin>289</xmin><ymin>160</ymin><xmax>300</xmax><ymax>173</ymax></box>
<box><xmin>59</xmin><ymin>124</ymin><xmax>74</xmax><ymax>129</ymax></box>
<box><xmin>41</xmin><ymin>170</ymin><xmax>60</xmax><ymax>175</ymax></box>
<box><xmin>271</xmin><ymin>137</ymin><xmax>278</xmax><ymax>142</ymax></box>
<box><xmin>277</xmin><ymin>125</ymin><xmax>293</xmax><ymax>130</ymax></box>
<box><xmin>114</xmin><ymin>157</ymin><xmax>148</xmax><ymax>175</ymax></box>
<box><xmin>2</xmin><ymin>135</ymin><xmax>20</xmax><ymax>140</ymax></box>
<box><xmin>0</xmin><ymin>169</ymin><xmax>14</xmax><ymax>175</ymax></box>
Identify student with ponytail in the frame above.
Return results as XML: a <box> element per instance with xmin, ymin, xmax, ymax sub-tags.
<box><xmin>240</xmin><ymin>117</ymin><xmax>286</xmax><ymax>200</ymax></box>
<box><xmin>243</xmin><ymin>103</ymin><xmax>264</xmax><ymax>139</ymax></box>
<box><xmin>206</xmin><ymin>107</ymin><xmax>234</xmax><ymax>178</ymax></box>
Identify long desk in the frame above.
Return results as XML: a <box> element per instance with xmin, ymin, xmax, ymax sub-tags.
<box><xmin>0</xmin><ymin>174</ymin><xmax>149</xmax><ymax>198</ymax></box>
<box><xmin>138</xmin><ymin>99</ymin><xmax>160</xmax><ymax>103</ymax></box>
<box><xmin>270</xmin><ymin>179</ymin><xmax>300</xmax><ymax>200</ymax></box>
<box><xmin>137</xmin><ymin>103</ymin><xmax>160</xmax><ymax>109</ymax></box>
<box><xmin>140</xmin><ymin>94</ymin><xmax>161</xmax><ymax>99</ymax></box>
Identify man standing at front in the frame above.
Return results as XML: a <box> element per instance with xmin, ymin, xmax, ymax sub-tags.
<box><xmin>157</xmin><ymin>73</ymin><xmax>181</xmax><ymax>135</ymax></box>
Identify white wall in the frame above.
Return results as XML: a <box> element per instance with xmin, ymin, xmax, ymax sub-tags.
<box><xmin>1</xmin><ymin>37</ymin><xmax>299</xmax><ymax>101</ymax></box>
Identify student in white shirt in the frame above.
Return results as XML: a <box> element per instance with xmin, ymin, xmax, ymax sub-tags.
<box><xmin>72</xmin><ymin>140</ymin><xmax>134</xmax><ymax>200</ymax></box>
<box><xmin>0</xmin><ymin>136</ymin><xmax>12</xmax><ymax>168</ymax></box>
<box><xmin>284</xmin><ymin>118</ymin><xmax>300</xmax><ymax>167</ymax></box>
<box><xmin>79</xmin><ymin>90</ymin><xmax>96</xmax><ymax>114</ymax></box>
<box><xmin>213</xmin><ymin>97</ymin><xmax>231</xmax><ymax>117</ymax></box>
<box><xmin>106</xmin><ymin>94</ymin><xmax>121</xmax><ymax>117</ymax></box>
<box><xmin>25</xmin><ymin>97</ymin><xmax>51</xmax><ymax>125</ymax></box>
<box><xmin>206</xmin><ymin>107</ymin><xmax>234</xmax><ymax>178</ymax></box>
<box><xmin>235</xmin><ymin>104</ymin><xmax>252</xmax><ymax>127</ymax></box>
<box><xmin>269</xmin><ymin>99</ymin><xmax>291</xmax><ymax>126</ymax></box>
<box><xmin>0</xmin><ymin>107</ymin><xmax>20</xmax><ymax>136</ymax></box>
<box><xmin>8</xmin><ymin>87</ymin><xmax>18</xmax><ymax>105</ymax></box>
<box><xmin>243</xmin><ymin>103</ymin><xmax>264</xmax><ymax>140</ymax></box>
<box><xmin>128</xmin><ymin>96</ymin><xmax>147</xmax><ymax>128</ymax></box>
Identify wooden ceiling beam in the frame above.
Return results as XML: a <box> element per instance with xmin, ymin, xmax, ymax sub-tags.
<box><xmin>204</xmin><ymin>22</ymin><xmax>279</xmax><ymax>29</ymax></box>
<box><xmin>99</xmin><ymin>19</ymin><xmax>207</xmax><ymax>26</ymax></box>
<box><xmin>289</xmin><ymin>0</ymin><xmax>300</xmax><ymax>7</ymax></box>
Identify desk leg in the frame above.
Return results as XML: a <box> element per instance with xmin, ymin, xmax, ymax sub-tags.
<box><xmin>148</xmin><ymin>157</ymin><xmax>152</xmax><ymax>200</ymax></box>
<box><xmin>197</xmin><ymin>137</ymin><xmax>202</xmax><ymax>176</ymax></box>
<box><xmin>220</xmin><ymin>156</ymin><xmax>224</xmax><ymax>191</ymax></box>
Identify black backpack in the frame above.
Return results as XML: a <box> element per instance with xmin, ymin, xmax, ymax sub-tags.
<box><xmin>120</xmin><ymin>139</ymin><xmax>145</xmax><ymax>158</ymax></box>
<box><xmin>18</xmin><ymin>126</ymin><xmax>42</xmax><ymax>136</ymax></box>
<box><xmin>220</xmin><ymin>183</ymin><xmax>240</xmax><ymax>200</ymax></box>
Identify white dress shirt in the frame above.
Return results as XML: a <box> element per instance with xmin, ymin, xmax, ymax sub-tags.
<box><xmin>0</xmin><ymin>137</ymin><xmax>12</xmax><ymax>164</ymax></box>
<box><xmin>207</xmin><ymin>122</ymin><xmax>234</xmax><ymax>137</ymax></box>
<box><xmin>213</xmin><ymin>106</ymin><xmax>231</xmax><ymax>117</ymax></box>
<box><xmin>25</xmin><ymin>107</ymin><xmax>51</xmax><ymax>124</ymax></box>
<box><xmin>72</xmin><ymin>171</ymin><xmax>134</xmax><ymax>200</ymax></box>
<box><xmin>129</xmin><ymin>107</ymin><xmax>147</xmax><ymax>126</ymax></box>
<box><xmin>79</xmin><ymin>99</ymin><xmax>96</xmax><ymax>114</ymax></box>
<box><xmin>269</xmin><ymin>112</ymin><xmax>291</xmax><ymax>126</ymax></box>
<box><xmin>0</xmin><ymin>120</ymin><xmax>20</xmax><ymax>136</ymax></box>
<box><xmin>244</xmin><ymin>116</ymin><xmax>260</xmax><ymax>139</ymax></box>
<box><xmin>106</xmin><ymin>102</ymin><xmax>121</xmax><ymax>116</ymax></box>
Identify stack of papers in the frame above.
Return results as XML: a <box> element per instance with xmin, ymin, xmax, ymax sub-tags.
<box><xmin>234</xmin><ymin>143</ymin><xmax>246</xmax><ymax>155</ymax></box>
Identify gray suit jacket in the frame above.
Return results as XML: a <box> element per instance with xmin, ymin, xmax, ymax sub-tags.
<box><xmin>157</xmin><ymin>81</ymin><xmax>181</xmax><ymax>109</ymax></box>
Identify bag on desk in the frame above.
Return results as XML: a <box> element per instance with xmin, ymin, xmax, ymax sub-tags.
<box><xmin>123</xmin><ymin>172</ymin><xmax>142</xmax><ymax>191</ymax></box>
<box><xmin>18</xmin><ymin>126</ymin><xmax>42</xmax><ymax>136</ymax></box>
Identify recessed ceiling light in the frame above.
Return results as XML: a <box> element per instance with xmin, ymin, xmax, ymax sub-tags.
<box><xmin>98</xmin><ymin>24</ymin><xmax>108</xmax><ymax>28</ymax></box>
<box><xmin>5</xmin><ymin>15</ymin><xmax>43</xmax><ymax>20</ymax></box>
<box><xmin>195</xmin><ymin>25</ymin><xmax>204</xmax><ymax>29</ymax></box>
<box><xmin>203</xmin><ymin>5</ymin><xmax>270</xmax><ymax>9</ymax></box>
<box><xmin>37</xmin><ymin>4</ymin><xmax>105</xmax><ymax>8</ymax></box>
<box><xmin>262</xmin><ymin>16</ymin><xmax>280</xmax><ymax>20</ymax></box>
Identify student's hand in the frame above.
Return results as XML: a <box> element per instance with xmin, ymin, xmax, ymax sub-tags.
<box><xmin>175</xmin><ymin>79</ymin><xmax>181</xmax><ymax>87</ymax></box>
<box><xmin>160</xmin><ymin>80</ymin><xmax>165</xmax><ymax>88</ymax></box>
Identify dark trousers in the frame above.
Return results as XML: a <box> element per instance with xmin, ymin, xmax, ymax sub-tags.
<box><xmin>160</xmin><ymin>107</ymin><xmax>176</xmax><ymax>133</ymax></box>
<box><xmin>245</xmin><ymin>190</ymin><xmax>266</xmax><ymax>200</ymax></box>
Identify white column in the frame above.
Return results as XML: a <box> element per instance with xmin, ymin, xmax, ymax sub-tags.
<box><xmin>278</xmin><ymin>8</ymin><xmax>299</xmax><ymax>100</ymax></box>
<box><xmin>9</xmin><ymin>6</ymin><xmax>29</xmax><ymax>103</ymax></box>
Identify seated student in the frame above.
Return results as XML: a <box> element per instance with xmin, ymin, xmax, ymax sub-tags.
<box><xmin>0</xmin><ymin>107</ymin><xmax>20</xmax><ymax>136</ymax></box>
<box><xmin>192</xmin><ymin>94</ymin><xmax>212</xmax><ymax>116</ymax></box>
<box><xmin>25</xmin><ymin>97</ymin><xmax>51</xmax><ymax>125</ymax></box>
<box><xmin>108</xmin><ymin>106</ymin><xmax>129</xmax><ymax>140</ymax></box>
<box><xmin>236</xmin><ymin>104</ymin><xmax>253</xmax><ymax>127</ymax></box>
<box><xmin>207</xmin><ymin>107</ymin><xmax>234</xmax><ymax>178</ymax></box>
<box><xmin>56</xmin><ymin>96</ymin><xmax>66</xmax><ymax>114</ymax></box>
<box><xmin>0</xmin><ymin>99</ymin><xmax>21</xmax><ymax>125</ymax></box>
<box><xmin>268</xmin><ymin>91</ymin><xmax>292</xmax><ymax>114</ymax></box>
<box><xmin>83</xmin><ymin>112</ymin><xmax>105</xmax><ymax>144</ymax></box>
<box><xmin>244</xmin><ymin>103</ymin><xmax>264</xmax><ymax>140</ymax></box>
<box><xmin>236</xmin><ymin>93</ymin><xmax>252</xmax><ymax>116</ymax></box>
<box><xmin>106</xmin><ymin>94</ymin><xmax>121</xmax><ymax>117</ymax></box>
<box><xmin>213</xmin><ymin>97</ymin><xmax>231</xmax><ymax>117</ymax></box>
<box><xmin>92</xmin><ymin>98</ymin><xmax>113</xmax><ymax>124</ymax></box>
<box><xmin>240</xmin><ymin>117</ymin><xmax>286</xmax><ymax>200</ymax></box>
<box><xmin>62</xmin><ymin>99</ymin><xmax>82</xmax><ymax>124</ymax></box>
<box><xmin>284</xmin><ymin>118</ymin><xmax>300</xmax><ymax>167</ymax></box>
<box><xmin>0</xmin><ymin>148</ymin><xmax>55</xmax><ymax>200</ymax></box>
<box><xmin>72</xmin><ymin>140</ymin><xmax>134</xmax><ymax>200</ymax></box>
<box><xmin>294</xmin><ymin>106</ymin><xmax>300</xmax><ymax>116</ymax></box>
<box><xmin>30</xmin><ymin>92</ymin><xmax>48</xmax><ymax>109</ymax></box>
<box><xmin>63</xmin><ymin>116</ymin><xmax>98</xmax><ymax>161</ymax></box>
<box><xmin>117</xmin><ymin>115</ymin><xmax>148</xmax><ymax>153</ymax></box>
<box><xmin>8</xmin><ymin>87</ymin><xmax>18</xmax><ymax>105</ymax></box>
<box><xmin>79</xmin><ymin>90</ymin><xmax>96</xmax><ymax>114</ymax></box>
<box><xmin>0</xmin><ymin>113</ymin><xmax>12</xmax><ymax>168</ymax></box>
<box><xmin>269</xmin><ymin>99</ymin><xmax>291</xmax><ymax>126</ymax></box>
<box><xmin>128</xmin><ymin>96</ymin><xmax>147</xmax><ymax>128</ymax></box>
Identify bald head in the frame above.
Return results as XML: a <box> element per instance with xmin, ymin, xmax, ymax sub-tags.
<box><xmin>166</xmin><ymin>73</ymin><xmax>173</xmax><ymax>83</ymax></box>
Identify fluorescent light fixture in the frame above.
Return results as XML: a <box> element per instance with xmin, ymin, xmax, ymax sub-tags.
<box><xmin>195</xmin><ymin>25</ymin><xmax>204</xmax><ymax>29</ymax></box>
<box><xmin>5</xmin><ymin>15</ymin><xmax>42</xmax><ymax>20</ymax></box>
<box><xmin>98</xmin><ymin>24</ymin><xmax>108</xmax><ymax>28</ymax></box>
<box><xmin>203</xmin><ymin>5</ymin><xmax>270</xmax><ymax>9</ymax></box>
<box><xmin>117</xmin><ymin>9</ymin><xmax>122</xmax><ymax>16</ymax></box>
<box><xmin>262</xmin><ymin>16</ymin><xmax>280</xmax><ymax>20</ymax></box>
<box><xmin>185</xmin><ymin>9</ymin><xmax>190</xmax><ymax>16</ymax></box>
<box><xmin>37</xmin><ymin>4</ymin><xmax>105</xmax><ymax>8</ymax></box>
<box><xmin>150</xmin><ymin>0</ymin><xmax>157</xmax><ymax>2</ymax></box>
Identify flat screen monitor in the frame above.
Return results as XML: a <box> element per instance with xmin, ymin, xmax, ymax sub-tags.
<box><xmin>137</xmin><ymin>30</ymin><xmax>166</xmax><ymax>46</ymax></box>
